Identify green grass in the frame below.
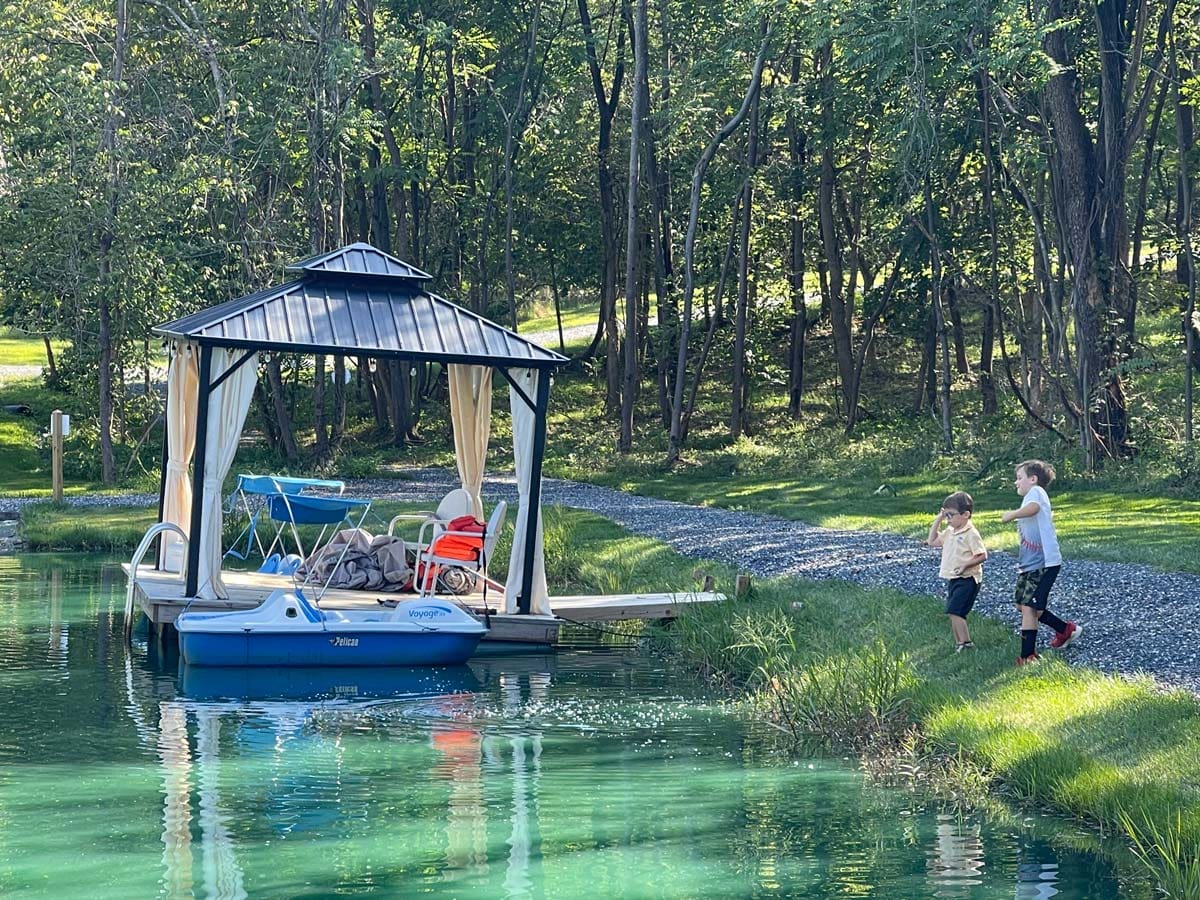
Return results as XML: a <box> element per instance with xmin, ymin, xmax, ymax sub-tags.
<box><xmin>518</xmin><ymin>300</ymin><xmax>600</xmax><ymax>335</ymax></box>
<box><xmin>663</xmin><ymin>576</ymin><xmax>1200</xmax><ymax>893</ymax></box>
<box><xmin>0</xmin><ymin>377</ymin><xmax>112</xmax><ymax>495</ymax></box>
<box><xmin>0</xmin><ymin>328</ymin><xmax>66</xmax><ymax>368</ymax></box>
<box><xmin>20</xmin><ymin>503</ymin><xmax>158</xmax><ymax>551</ymax></box>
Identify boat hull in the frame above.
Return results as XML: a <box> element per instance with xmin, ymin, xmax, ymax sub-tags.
<box><xmin>175</xmin><ymin>589</ymin><xmax>488</xmax><ymax>668</ymax></box>
<box><xmin>180</xmin><ymin>629</ymin><xmax>483</xmax><ymax>667</ymax></box>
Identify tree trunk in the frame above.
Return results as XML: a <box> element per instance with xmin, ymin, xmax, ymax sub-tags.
<box><xmin>503</xmin><ymin>0</ymin><xmax>542</xmax><ymax>331</ymax></box>
<box><xmin>265</xmin><ymin>359</ymin><xmax>299</xmax><ymax>459</ymax></box>
<box><xmin>331</xmin><ymin>356</ymin><xmax>347</xmax><ymax>449</ymax></box>
<box><xmin>976</xmin><ymin>45</ymin><xmax>999</xmax><ymax>415</ymax></box>
<box><xmin>576</xmin><ymin>0</ymin><xmax>625</xmax><ymax>418</ymax></box>
<box><xmin>619</xmin><ymin>0</ymin><xmax>648</xmax><ymax>452</ymax></box>
<box><xmin>43</xmin><ymin>336</ymin><xmax>58</xmax><ymax>382</ymax></box>
<box><xmin>254</xmin><ymin>382</ymin><xmax>281</xmax><ymax>454</ymax></box>
<box><xmin>549</xmin><ymin>257</ymin><xmax>567</xmax><ymax>353</ymax></box>
<box><xmin>946</xmin><ymin>276</ymin><xmax>970</xmax><ymax>375</ymax></box>
<box><xmin>313</xmin><ymin>355</ymin><xmax>328</xmax><ymax>459</ymax></box>
<box><xmin>369</xmin><ymin>361</ymin><xmax>390</xmax><ymax>434</ymax></box>
<box><xmin>731</xmin><ymin>90</ymin><xmax>760</xmax><ymax>439</ymax></box>
<box><xmin>1041</xmin><ymin>0</ymin><xmax>1176</xmax><ymax>463</ymax></box>
<box><xmin>1043</xmin><ymin>0</ymin><xmax>1121</xmax><ymax>465</ymax></box>
<box><xmin>96</xmin><ymin>0</ymin><xmax>129</xmax><ymax>484</ymax></box>
<box><xmin>1174</xmin><ymin>33</ymin><xmax>1196</xmax><ymax>442</ymax></box>
<box><xmin>816</xmin><ymin>41</ymin><xmax>856</xmax><ymax>429</ymax></box>
<box><xmin>786</xmin><ymin>52</ymin><xmax>807</xmax><ymax>419</ymax></box>
<box><xmin>926</xmin><ymin>178</ymin><xmax>953</xmax><ymax>451</ymax></box>
<box><xmin>666</xmin><ymin>22</ymin><xmax>770</xmax><ymax>463</ymax></box>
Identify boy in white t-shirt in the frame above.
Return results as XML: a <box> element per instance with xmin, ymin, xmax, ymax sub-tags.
<box><xmin>1000</xmin><ymin>460</ymin><xmax>1083</xmax><ymax>665</ymax></box>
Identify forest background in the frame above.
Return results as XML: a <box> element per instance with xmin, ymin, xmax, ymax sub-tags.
<box><xmin>1</xmin><ymin>0</ymin><xmax>1198</xmax><ymax>544</ymax></box>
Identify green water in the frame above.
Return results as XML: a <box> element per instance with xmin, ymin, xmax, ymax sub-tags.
<box><xmin>0</xmin><ymin>555</ymin><xmax>1152</xmax><ymax>898</ymax></box>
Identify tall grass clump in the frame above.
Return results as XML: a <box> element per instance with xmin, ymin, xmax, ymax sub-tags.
<box><xmin>1120</xmin><ymin>809</ymin><xmax>1200</xmax><ymax>899</ymax></box>
<box><xmin>741</xmin><ymin>634</ymin><xmax>914</xmax><ymax>751</ymax></box>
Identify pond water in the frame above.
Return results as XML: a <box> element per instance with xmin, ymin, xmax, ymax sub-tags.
<box><xmin>0</xmin><ymin>555</ymin><xmax>1152</xmax><ymax>898</ymax></box>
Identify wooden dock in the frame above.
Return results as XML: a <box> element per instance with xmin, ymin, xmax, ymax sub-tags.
<box><xmin>123</xmin><ymin>564</ymin><xmax>725</xmax><ymax>649</ymax></box>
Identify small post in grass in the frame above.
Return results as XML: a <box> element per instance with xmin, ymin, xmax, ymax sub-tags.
<box><xmin>735</xmin><ymin>574</ymin><xmax>752</xmax><ymax>599</ymax></box>
<box><xmin>50</xmin><ymin>409</ymin><xmax>64</xmax><ymax>504</ymax></box>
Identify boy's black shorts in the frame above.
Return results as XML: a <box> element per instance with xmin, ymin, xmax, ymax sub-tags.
<box><xmin>1014</xmin><ymin>565</ymin><xmax>1061</xmax><ymax>610</ymax></box>
<box><xmin>945</xmin><ymin>577</ymin><xmax>980</xmax><ymax>618</ymax></box>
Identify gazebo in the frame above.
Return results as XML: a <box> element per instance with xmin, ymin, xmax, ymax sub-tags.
<box><xmin>150</xmin><ymin>242</ymin><xmax>568</xmax><ymax>616</ymax></box>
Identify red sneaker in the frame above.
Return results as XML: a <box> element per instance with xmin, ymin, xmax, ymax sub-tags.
<box><xmin>1049</xmin><ymin>622</ymin><xmax>1082</xmax><ymax>649</ymax></box>
<box><xmin>1015</xmin><ymin>653</ymin><xmax>1041</xmax><ymax>667</ymax></box>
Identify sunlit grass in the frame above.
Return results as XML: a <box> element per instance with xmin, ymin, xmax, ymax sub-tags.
<box><xmin>0</xmin><ymin>329</ymin><xmax>67</xmax><ymax>368</ymax></box>
<box><xmin>519</xmin><ymin>300</ymin><xmax>599</xmax><ymax>336</ymax></box>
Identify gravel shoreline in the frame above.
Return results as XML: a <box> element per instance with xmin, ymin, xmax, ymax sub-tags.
<box><xmin>4</xmin><ymin>470</ymin><xmax>1194</xmax><ymax>691</ymax></box>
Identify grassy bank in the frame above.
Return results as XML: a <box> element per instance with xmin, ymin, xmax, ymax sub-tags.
<box><xmin>662</xmin><ymin>579</ymin><xmax>1200</xmax><ymax>894</ymax></box>
<box><xmin>20</xmin><ymin>503</ymin><xmax>159</xmax><ymax>551</ymax></box>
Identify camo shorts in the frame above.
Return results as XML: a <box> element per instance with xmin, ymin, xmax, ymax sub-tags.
<box><xmin>1014</xmin><ymin>565</ymin><xmax>1061</xmax><ymax>611</ymax></box>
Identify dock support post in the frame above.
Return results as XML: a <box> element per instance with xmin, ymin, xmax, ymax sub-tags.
<box><xmin>50</xmin><ymin>410</ymin><xmax>64</xmax><ymax>503</ymax></box>
<box><xmin>518</xmin><ymin>369</ymin><xmax>550</xmax><ymax>615</ymax></box>
<box><xmin>185</xmin><ymin>344</ymin><xmax>212</xmax><ymax>598</ymax></box>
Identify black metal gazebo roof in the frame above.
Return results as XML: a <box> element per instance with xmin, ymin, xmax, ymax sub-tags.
<box><xmin>154</xmin><ymin>243</ymin><xmax>567</xmax><ymax>369</ymax></box>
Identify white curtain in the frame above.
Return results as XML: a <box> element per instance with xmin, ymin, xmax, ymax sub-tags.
<box><xmin>196</xmin><ymin>348</ymin><xmax>259</xmax><ymax>600</ymax></box>
<box><xmin>160</xmin><ymin>341</ymin><xmax>199</xmax><ymax>571</ymax></box>
<box><xmin>448</xmin><ymin>364</ymin><xmax>492</xmax><ymax>519</ymax></box>
<box><xmin>505</xmin><ymin>368</ymin><xmax>551</xmax><ymax>616</ymax></box>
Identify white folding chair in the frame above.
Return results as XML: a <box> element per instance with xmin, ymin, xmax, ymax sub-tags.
<box><xmin>417</xmin><ymin>501</ymin><xmax>507</xmax><ymax>598</ymax></box>
<box><xmin>387</xmin><ymin>488</ymin><xmax>475</xmax><ymax>557</ymax></box>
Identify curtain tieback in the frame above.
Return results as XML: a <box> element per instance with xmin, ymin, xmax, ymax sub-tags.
<box><xmin>165</xmin><ymin>461</ymin><xmax>189</xmax><ymax>476</ymax></box>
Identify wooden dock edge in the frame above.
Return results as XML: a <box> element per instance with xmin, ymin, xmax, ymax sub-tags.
<box><xmin>125</xmin><ymin>566</ymin><xmax>725</xmax><ymax>649</ymax></box>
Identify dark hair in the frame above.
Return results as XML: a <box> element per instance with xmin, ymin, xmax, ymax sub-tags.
<box><xmin>942</xmin><ymin>491</ymin><xmax>974</xmax><ymax>515</ymax></box>
<box><xmin>1016</xmin><ymin>459</ymin><xmax>1056</xmax><ymax>486</ymax></box>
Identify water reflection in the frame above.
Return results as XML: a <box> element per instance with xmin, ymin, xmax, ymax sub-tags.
<box><xmin>151</xmin><ymin>664</ymin><xmax>496</xmax><ymax>898</ymax></box>
<box><xmin>928</xmin><ymin>813</ymin><xmax>985</xmax><ymax>896</ymax></box>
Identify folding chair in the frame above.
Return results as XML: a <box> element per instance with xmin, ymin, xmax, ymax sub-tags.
<box><xmin>224</xmin><ymin>474</ymin><xmax>345</xmax><ymax>563</ymax></box>
<box><xmin>387</xmin><ymin>488</ymin><xmax>472</xmax><ymax>543</ymax></box>
<box><xmin>416</xmin><ymin>501</ymin><xmax>507</xmax><ymax>599</ymax></box>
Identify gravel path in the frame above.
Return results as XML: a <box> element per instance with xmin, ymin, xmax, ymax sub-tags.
<box><xmin>5</xmin><ymin>470</ymin><xmax>1193</xmax><ymax>691</ymax></box>
<box><xmin>0</xmin><ymin>365</ymin><xmax>43</xmax><ymax>379</ymax></box>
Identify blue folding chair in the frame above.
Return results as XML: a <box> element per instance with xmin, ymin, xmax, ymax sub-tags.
<box><xmin>224</xmin><ymin>474</ymin><xmax>346</xmax><ymax>563</ymax></box>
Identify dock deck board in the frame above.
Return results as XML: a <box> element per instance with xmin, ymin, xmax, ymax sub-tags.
<box><xmin>123</xmin><ymin>565</ymin><xmax>724</xmax><ymax>647</ymax></box>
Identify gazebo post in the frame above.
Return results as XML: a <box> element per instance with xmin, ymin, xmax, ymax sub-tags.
<box><xmin>518</xmin><ymin>368</ymin><xmax>550</xmax><ymax>615</ymax></box>
<box><xmin>185</xmin><ymin>344</ymin><xmax>212</xmax><ymax>598</ymax></box>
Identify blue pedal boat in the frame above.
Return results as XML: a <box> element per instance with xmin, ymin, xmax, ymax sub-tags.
<box><xmin>176</xmin><ymin>589</ymin><xmax>487</xmax><ymax>667</ymax></box>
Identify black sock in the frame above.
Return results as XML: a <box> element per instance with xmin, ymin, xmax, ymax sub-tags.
<box><xmin>1040</xmin><ymin>611</ymin><xmax>1067</xmax><ymax>633</ymax></box>
<box><xmin>1021</xmin><ymin>630</ymin><xmax>1038</xmax><ymax>658</ymax></box>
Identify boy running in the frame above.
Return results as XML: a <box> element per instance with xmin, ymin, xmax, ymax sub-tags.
<box><xmin>1000</xmin><ymin>460</ymin><xmax>1082</xmax><ymax>665</ymax></box>
<box><xmin>927</xmin><ymin>491</ymin><xmax>987</xmax><ymax>653</ymax></box>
